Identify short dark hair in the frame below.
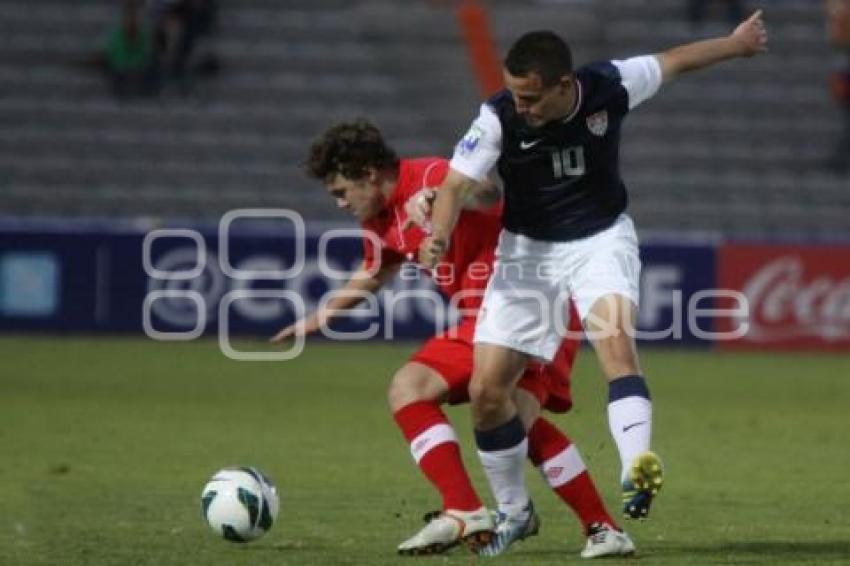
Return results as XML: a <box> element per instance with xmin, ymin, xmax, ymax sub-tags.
<box><xmin>504</xmin><ymin>30</ymin><xmax>573</xmax><ymax>87</ymax></box>
<box><xmin>306</xmin><ymin>120</ymin><xmax>399</xmax><ymax>181</ymax></box>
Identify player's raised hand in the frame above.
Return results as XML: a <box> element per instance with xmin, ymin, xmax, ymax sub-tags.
<box><xmin>401</xmin><ymin>188</ymin><xmax>436</xmax><ymax>231</ymax></box>
<box><xmin>732</xmin><ymin>9</ymin><xmax>768</xmax><ymax>56</ymax></box>
<box><xmin>269</xmin><ymin>313</ymin><xmax>324</xmax><ymax>344</ymax></box>
<box><xmin>418</xmin><ymin>235</ymin><xmax>448</xmax><ymax>269</ymax></box>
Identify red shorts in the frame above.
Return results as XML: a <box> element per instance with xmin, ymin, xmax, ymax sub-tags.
<box><xmin>409</xmin><ymin>317</ymin><xmax>578</xmax><ymax>413</ymax></box>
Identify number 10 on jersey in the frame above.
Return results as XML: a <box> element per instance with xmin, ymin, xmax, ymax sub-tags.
<box><xmin>551</xmin><ymin>146</ymin><xmax>585</xmax><ymax>178</ymax></box>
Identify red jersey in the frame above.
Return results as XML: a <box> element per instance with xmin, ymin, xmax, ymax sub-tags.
<box><xmin>361</xmin><ymin>157</ymin><xmax>501</xmax><ymax>313</ymax></box>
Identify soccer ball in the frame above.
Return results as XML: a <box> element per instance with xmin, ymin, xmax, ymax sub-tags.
<box><xmin>200</xmin><ymin>467</ymin><xmax>279</xmax><ymax>542</ymax></box>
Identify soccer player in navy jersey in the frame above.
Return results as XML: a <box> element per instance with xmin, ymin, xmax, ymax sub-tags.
<box><xmin>418</xmin><ymin>10</ymin><xmax>768</xmax><ymax>555</ymax></box>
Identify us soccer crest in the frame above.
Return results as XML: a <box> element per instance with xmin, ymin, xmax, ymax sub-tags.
<box><xmin>586</xmin><ymin>111</ymin><xmax>608</xmax><ymax>137</ymax></box>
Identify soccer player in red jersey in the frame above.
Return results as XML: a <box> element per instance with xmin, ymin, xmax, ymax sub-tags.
<box><xmin>271</xmin><ymin>120</ymin><xmax>634</xmax><ymax>558</ymax></box>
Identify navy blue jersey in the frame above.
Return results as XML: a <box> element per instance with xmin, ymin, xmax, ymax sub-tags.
<box><xmin>450</xmin><ymin>56</ymin><xmax>662</xmax><ymax>242</ymax></box>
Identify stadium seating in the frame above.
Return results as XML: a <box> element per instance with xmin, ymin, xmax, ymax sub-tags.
<box><xmin>0</xmin><ymin>0</ymin><xmax>846</xmax><ymax>235</ymax></box>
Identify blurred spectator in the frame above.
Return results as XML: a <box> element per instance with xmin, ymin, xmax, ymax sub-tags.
<box><xmin>687</xmin><ymin>0</ymin><xmax>744</xmax><ymax>29</ymax></box>
<box><xmin>104</xmin><ymin>0</ymin><xmax>157</xmax><ymax>98</ymax></box>
<box><xmin>149</xmin><ymin>0</ymin><xmax>220</xmax><ymax>94</ymax></box>
<box><xmin>182</xmin><ymin>0</ymin><xmax>221</xmax><ymax>79</ymax></box>
<box><xmin>827</xmin><ymin>0</ymin><xmax>850</xmax><ymax>171</ymax></box>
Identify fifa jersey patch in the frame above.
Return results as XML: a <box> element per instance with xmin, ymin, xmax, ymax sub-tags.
<box><xmin>586</xmin><ymin>110</ymin><xmax>608</xmax><ymax>136</ymax></box>
<box><xmin>458</xmin><ymin>125</ymin><xmax>484</xmax><ymax>155</ymax></box>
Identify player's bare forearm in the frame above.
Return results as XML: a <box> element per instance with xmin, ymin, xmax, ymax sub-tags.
<box><xmin>659</xmin><ymin>37</ymin><xmax>745</xmax><ymax>80</ymax></box>
<box><xmin>319</xmin><ymin>261</ymin><xmax>398</xmax><ymax>317</ymax></box>
<box><xmin>419</xmin><ymin>169</ymin><xmax>478</xmax><ymax>268</ymax></box>
<box><xmin>659</xmin><ymin>9</ymin><xmax>768</xmax><ymax>82</ymax></box>
<box><xmin>270</xmin><ymin>261</ymin><xmax>398</xmax><ymax>343</ymax></box>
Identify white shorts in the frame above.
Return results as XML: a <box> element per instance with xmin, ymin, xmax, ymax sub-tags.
<box><xmin>474</xmin><ymin>215</ymin><xmax>641</xmax><ymax>361</ymax></box>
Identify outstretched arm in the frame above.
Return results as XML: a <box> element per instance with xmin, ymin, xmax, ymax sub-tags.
<box><xmin>270</xmin><ymin>259</ymin><xmax>399</xmax><ymax>343</ymax></box>
<box><xmin>659</xmin><ymin>9</ymin><xmax>768</xmax><ymax>82</ymax></box>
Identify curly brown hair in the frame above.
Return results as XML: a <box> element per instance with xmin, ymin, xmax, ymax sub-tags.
<box><xmin>306</xmin><ymin>120</ymin><xmax>400</xmax><ymax>181</ymax></box>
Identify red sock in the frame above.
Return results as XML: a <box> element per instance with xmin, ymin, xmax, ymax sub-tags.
<box><xmin>393</xmin><ymin>401</ymin><xmax>482</xmax><ymax>512</ymax></box>
<box><xmin>527</xmin><ymin>418</ymin><xmax>619</xmax><ymax>534</ymax></box>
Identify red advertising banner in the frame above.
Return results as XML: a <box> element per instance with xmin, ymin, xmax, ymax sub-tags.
<box><xmin>717</xmin><ymin>244</ymin><xmax>850</xmax><ymax>351</ymax></box>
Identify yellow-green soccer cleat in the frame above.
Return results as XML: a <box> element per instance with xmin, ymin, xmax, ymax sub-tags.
<box><xmin>622</xmin><ymin>451</ymin><xmax>664</xmax><ymax>519</ymax></box>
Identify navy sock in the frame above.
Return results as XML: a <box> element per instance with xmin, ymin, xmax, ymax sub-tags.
<box><xmin>608</xmin><ymin>374</ymin><xmax>651</xmax><ymax>403</ymax></box>
<box><xmin>474</xmin><ymin>415</ymin><xmax>526</xmax><ymax>452</ymax></box>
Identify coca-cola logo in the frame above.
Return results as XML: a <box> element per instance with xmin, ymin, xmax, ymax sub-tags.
<box><xmin>742</xmin><ymin>257</ymin><xmax>850</xmax><ymax>342</ymax></box>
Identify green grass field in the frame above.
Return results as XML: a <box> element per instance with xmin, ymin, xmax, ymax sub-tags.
<box><xmin>1</xmin><ymin>337</ymin><xmax>848</xmax><ymax>565</ymax></box>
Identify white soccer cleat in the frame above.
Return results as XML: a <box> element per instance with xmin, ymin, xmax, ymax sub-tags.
<box><xmin>397</xmin><ymin>507</ymin><xmax>494</xmax><ymax>555</ymax></box>
<box><xmin>580</xmin><ymin>522</ymin><xmax>636</xmax><ymax>559</ymax></box>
